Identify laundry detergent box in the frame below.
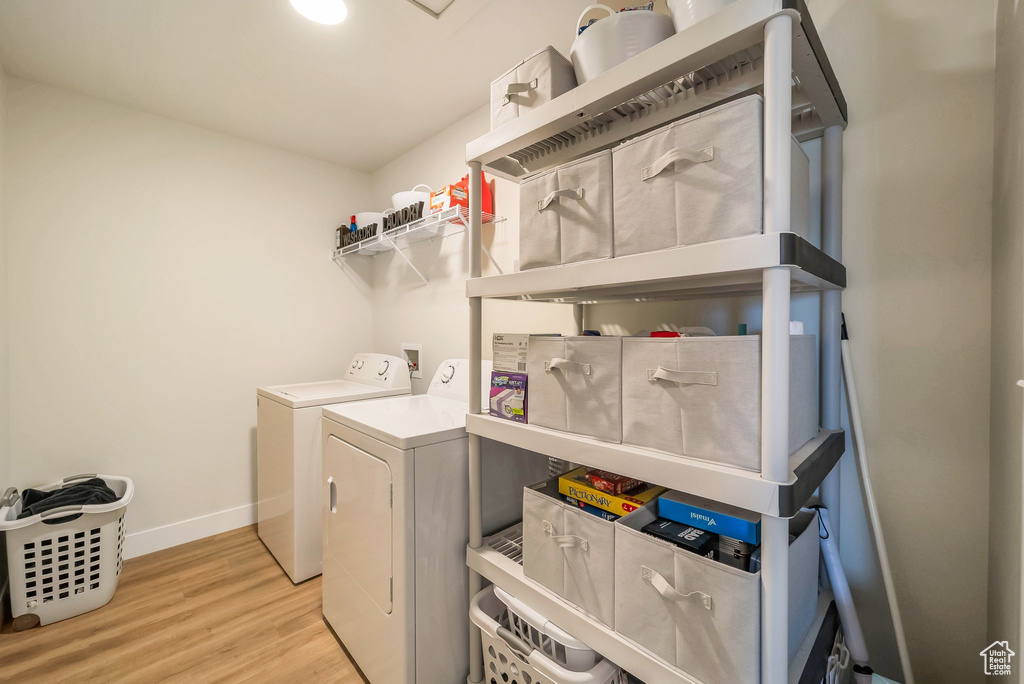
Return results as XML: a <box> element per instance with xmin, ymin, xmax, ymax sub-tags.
<box><xmin>657</xmin><ymin>490</ymin><xmax>761</xmax><ymax>545</ymax></box>
<box><xmin>490</xmin><ymin>371</ymin><xmax>528</xmax><ymax>423</ymax></box>
<box><xmin>558</xmin><ymin>467</ymin><xmax>665</xmax><ymax>516</ymax></box>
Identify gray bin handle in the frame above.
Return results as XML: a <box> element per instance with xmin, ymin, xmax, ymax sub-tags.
<box><xmin>39</xmin><ymin>505</ymin><xmax>85</xmax><ymax>522</ymax></box>
<box><xmin>63</xmin><ymin>473</ymin><xmax>98</xmax><ymax>484</ymax></box>
<box><xmin>496</xmin><ymin>626</ymin><xmax>535</xmax><ymax>660</ymax></box>
<box><xmin>1</xmin><ymin>487</ymin><xmax>18</xmax><ymax>508</ymax></box>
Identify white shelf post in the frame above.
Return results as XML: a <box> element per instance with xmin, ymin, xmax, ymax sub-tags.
<box><xmin>820</xmin><ymin>124</ymin><xmax>844</xmax><ymax>542</ymax></box>
<box><xmin>468</xmin><ymin>161</ymin><xmax>484</xmax><ymax>684</ymax></box>
<box><xmin>762</xmin><ymin>12</ymin><xmax>793</xmax><ymax>684</ymax></box>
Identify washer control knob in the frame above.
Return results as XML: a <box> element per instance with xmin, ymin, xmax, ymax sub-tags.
<box><xmin>378</xmin><ymin>360</ymin><xmax>389</xmax><ymax>376</ymax></box>
<box><xmin>356</xmin><ymin>359</ymin><xmax>364</xmax><ymax>369</ymax></box>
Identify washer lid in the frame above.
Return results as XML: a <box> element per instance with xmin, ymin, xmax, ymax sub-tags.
<box><xmin>322</xmin><ymin>395</ymin><xmax>471</xmax><ymax>450</ymax></box>
<box><xmin>257</xmin><ymin>379</ymin><xmax>408</xmax><ymax>409</ymax></box>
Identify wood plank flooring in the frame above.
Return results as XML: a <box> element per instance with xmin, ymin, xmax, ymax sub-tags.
<box><xmin>0</xmin><ymin>526</ymin><xmax>367</xmax><ymax>684</ymax></box>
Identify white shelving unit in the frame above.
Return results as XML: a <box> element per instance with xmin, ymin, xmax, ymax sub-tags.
<box><xmin>464</xmin><ymin>1</ymin><xmax>847</xmax><ymax>682</ymax></box>
<box><xmin>332</xmin><ymin>205</ymin><xmax>506</xmax><ymax>285</ymax></box>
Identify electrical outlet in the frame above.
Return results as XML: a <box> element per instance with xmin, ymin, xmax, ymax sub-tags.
<box><xmin>401</xmin><ymin>343</ymin><xmax>422</xmax><ymax>379</ymax></box>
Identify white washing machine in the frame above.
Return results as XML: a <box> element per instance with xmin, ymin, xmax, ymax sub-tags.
<box><xmin>321</xmin><ymin>359</ymin><xmax>546</xmax><ymax>684</ymax></box>
<box><xmin>256</xmin><ymin>353</ymin><xmax>410</xmax><ymax>583</ymax></box>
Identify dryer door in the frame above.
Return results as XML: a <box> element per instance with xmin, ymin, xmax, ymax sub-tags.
<box><xmin>324</xmin><ymin>435</ymin><xmax>393</xmax><ymax>614</ymax></box>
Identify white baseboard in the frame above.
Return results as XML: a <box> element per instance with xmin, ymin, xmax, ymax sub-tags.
<box><xmin>123</xmin><ymin>503</ymin><xmax>257</xmax><ymax>560</ymax></box>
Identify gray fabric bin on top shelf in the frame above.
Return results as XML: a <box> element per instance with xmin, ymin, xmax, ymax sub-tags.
<box><xmin>519</xmin><ymin>149</ymin><xmax>614</xmax><ymax>271</ymax></box>
<box><xmin>490</xmin><ymin>46</ymin><xmax>577</xmax><ymax>131</ymax></box>
<box><xmin>621</xmin><ymin>335</ymin><xmax>819</xmax><ymax>471</ymax></box>
<box><xmin>612</xmin><ymin>94</ymin><xmax>811</xmax><ymax>258</ymax></box>
<box><xmin>614</xmin><ymin>508</ymin><xmax>820</xmax><ymax>684</ymax></box>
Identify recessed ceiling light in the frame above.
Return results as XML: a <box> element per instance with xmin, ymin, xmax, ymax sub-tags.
<box><xmin>290</xmin><ymin>0</ymin><xmax>348</xmax><ymax>25</ymax></box>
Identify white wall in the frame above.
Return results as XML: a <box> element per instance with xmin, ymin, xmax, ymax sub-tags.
<box><xmin>814</xmin><ymin>2</ymin><xmax>994</xmax><ymax>681</ymax></box>
<box><xmin>0</xmin><ymin>65</ymin><xmax>7</xmax><ymax>497</ymax></box>
<box><xmin>989</xmin><ymin>0</ymin><xmax>1023</xmax><ymax>674</ymax></box>
<box><xmin>368</xmin><ymin>106</ymin><xmax>575</xmax><ymax>393</ymax></box>
<box><xmin>5</xmin><ymin>79</ymin><xmax>374</xmax><ymax>554</ymax></box>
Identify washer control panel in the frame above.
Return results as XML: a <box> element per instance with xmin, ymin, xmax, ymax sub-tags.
<box><xmin>344</xmin><ymin>353</ymin><xmax>411</xmax><ymax>389</ymax></box>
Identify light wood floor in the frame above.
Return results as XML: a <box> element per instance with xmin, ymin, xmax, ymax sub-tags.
<box><xmin>0</xmin><ymin>526</ymin><xmax>367</xmax><ymax>683</ymax></box>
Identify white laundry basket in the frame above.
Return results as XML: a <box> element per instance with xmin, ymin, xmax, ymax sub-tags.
<box><xmin>0</xmin><ymin>474</ymin><xmax>134</xmax><ymax>628</ymax></box>
<box><xmin>472</xmin><ymin>585</ymin><xmax>627</xmax><ymax>684</ymax></box>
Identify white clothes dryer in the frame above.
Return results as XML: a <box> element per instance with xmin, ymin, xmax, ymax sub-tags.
<box><xmin>320</xmin><ymin>359</ymin><xmax>546</xmax><ymax>684</ymax></box>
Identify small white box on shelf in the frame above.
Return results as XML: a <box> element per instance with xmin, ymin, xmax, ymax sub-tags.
<box><xmin>614</xmin><ymin>508</ymin><xmax>820</xmax><ymax>684</ymax></box>
<box><xmin>612</xmin><ymin>94</ymin><xmax>811</xmax><ymax>258</ymax></box>
<box><xmin>490</xmin><ymin>46</ymin><xmax>577</xmax><ymax>131</ymax></box>
<box><xmin>519</xmin><ymin>149</ymin><xmax>614</xmax><ymax>271</ymax></box>
<box><xmin>526</xmin><ymin>336</ymin><xmax>623</xmax><ymax>443</ymax></box>
<box><xmin>522</xmin><ymin>477</ymin><xmax>628</xmax><ymax>627</ymax></box>
<box><xmin>621</xmin><ymin>335</ymin><xmax>818</xmax><ymax>470</ymax></box>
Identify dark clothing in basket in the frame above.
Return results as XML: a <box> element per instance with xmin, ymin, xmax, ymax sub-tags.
<box><xmin>17</xmin><ymin>478</ymin><xmax>118</xmax><ymax>520</ymax></box>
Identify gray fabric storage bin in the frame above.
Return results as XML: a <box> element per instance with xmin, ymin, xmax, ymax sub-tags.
<box><xmin>527</xmin><ymin>336</ymin><xmax>623</xmax><ymax>443</ymax></box>
<box><xmin>612</xmin><ymin>95</ymin><xmax>811</xmax><ymax>257</ymax></box>
<box><xmin>621</xmin><ymin>335</ymin><xmax>818</xmax><ymax>470</ymax></box>
<box><xmin>491</xmin><ymin>46</ymin><xmax>577</xmax><ymax>131</ymax></box>
<box><xmin>519</xmin><ymin>150</ymin><xmax>614</xmax><ymax>270</ymax></box>
<box><xmin>614</xmin><ymin>508</ymin><xmax>819</xmax><ymax>684</ymax></box>
<box><xmin>522</xmin><ymin>477</ymin><xmax>630</xmax><ymax>627</ymax></box>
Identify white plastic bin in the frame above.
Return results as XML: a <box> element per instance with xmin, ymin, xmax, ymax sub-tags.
<box><xmin>491</xmin><ymin>46</ymin><xmax>577</xmax><ymax>131</ymax></box>
<box><xmin>519</xmin><ymin>149</ymin><xmax>614</xmax><ymax>271</ymax></box>
<box><xmin>522</xmin><ymin>477</ymin><xmax>621</xmax><ymax>627</ymax></box>
<box><xmin>570</xmin><ymin>6</ymin><xmax>675</xmax><ymax>84</ymax></box>
<box><xmin>621</xmin><ymin>335</ymin><xmax>818</xmax><ymax>470</ymax></box>
<box><xmin>612</xmin><ymin>95</ymin><xmax>811</xmax><ymax>258</ymax></box>
<box><xmin>494</xmin><ymin>585</ymin><xmax>601</xmax><ymax>672</ymax></box>
<box><xmin>471</xmin><ymin>585</ymin><xmax>627</xmax><ymax>684</ymax></box>
<box><xmin>526</xmin><ymin>336</ymin><xmax>622</xmax><ymax>443</ymax></box>
<box><xmin>0</xmin><ymin>474</ymin><xmax>134</xmax><ymax>628</ymax></box>
<box><xmin>614</xmin><ymin>508</ymin><xmax>819</xmax><ymax>684</ymax></box>
<box><xmin>667</xmin><ymin>0</ymin><xmax>738</xmax><ymax>33</ymax></box>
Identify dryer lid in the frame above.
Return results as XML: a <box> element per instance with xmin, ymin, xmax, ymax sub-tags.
<box><xmin>323</xmin><ymin>395</ymin><xmax>470</xmax><ymax>450</ymax></box>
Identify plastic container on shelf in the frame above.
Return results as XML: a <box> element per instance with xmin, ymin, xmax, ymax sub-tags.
<box><xmin>0</xmin><ymin>474</ymin><xmax>134</xmax><ymax>629</ymax></box>
<box><xmin>471</xmin><ymin>585</ymin><xmax>627</xmax><ymax>684</ymax></box>
<box><xmin>391</xmin><ymin>184</ymin><xmax>432</xmax><ymax>213</ymax></box>
<box><xmin>666</xmin><ymin>0</ymin><xmax>737</xmax><ymax>33</ymax></box>
<box><xmin>570</xmin><ymin>5</ymin><xmax>675</xmax><ymax>84</ymax></box>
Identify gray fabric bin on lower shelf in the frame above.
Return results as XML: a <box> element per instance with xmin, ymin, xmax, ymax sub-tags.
<box><xmin>522</xmin><ymin>477</ymin><xmax>633</xmax><ymax>628</ymax></box>
<box><xmin>612</xmin><ymin>94</ymin><xmax>811</xmax><ymax>258</ymax></box>
<box><xmin>526</xmin><ymin>336</ymin><xmax>623</xmax><ymax>443</ymax></box>
<box><xmin>621</xmin><ymin>335</ymin><xmax>819</xmax><ymax>470</ymax></box>
<box><xmin>614</xmin><ymin>507</ymin><xmax>820</xmax><ymax>684</ymax></box>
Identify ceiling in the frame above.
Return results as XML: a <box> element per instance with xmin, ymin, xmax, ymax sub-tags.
<box><xmin>0</xmin><ymin>0</ymin><xmax>595</xmax><ymax>172</ymax></box>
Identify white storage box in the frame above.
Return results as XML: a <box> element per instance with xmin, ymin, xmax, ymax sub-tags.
<box><xmin>522</xmin><ymin>477</ymin><xmax>621</xmax><ymax>627</ymax></box>
<box><xmin>491</xmin><ymin>46</ymin><xmax>577</xmax><ymax>131</ymax></box>
<box><xmin>526</xmin><ymin>336</ymin><xmax>623</xmax><ymax>443</ymax></box>
<box><xmin>471</xmin><ymin>585</ymin><xmax>627</xmax><ymax>684</ymax></box>
<box><xmin>614</xmin><ymin>508</ymin><xmax>819</xmax><ymax>684</ymax></box>
<box><xmin>621</xmin><ymin>335</ymin><xmax>818</xmax><ymax>470</ymax></box>
<box><xmin>519</xmin><ymin>150</ymin><xmax>614</xmax><ymax>271</ymax></box>
<box><xmin>0</xmin><ymin>475</ymin><xmax>134</xmax><ymax>628</ymax></box>
<box><xmin>612</xmin><ymin>95</ymin><xmax>811</xmax><ymax>258</ymax></box>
